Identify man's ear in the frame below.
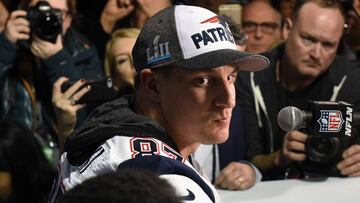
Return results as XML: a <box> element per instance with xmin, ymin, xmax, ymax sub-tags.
<box><xmin>282</xmin><ymin>18</ymin><xmax>293</xmax><ymax>40</ymax></box>
<box><xmin>138</xmin><ymin>69</ymin><xmax>161</xmax><ymax>102</ymax></box>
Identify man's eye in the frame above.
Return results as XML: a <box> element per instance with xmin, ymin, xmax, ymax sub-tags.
<box><xmin>194</xmin><ymin>77</ymin><xmax>210</xmax><ymax>86</ymax></box>
<box><xmin>227</xmin><ymin>74</ymin><xmax>237</xmax><ymax>83</ymax></box>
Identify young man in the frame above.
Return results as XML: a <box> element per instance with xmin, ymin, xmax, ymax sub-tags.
<box><xmin>237</xmin><ymin>0</ymin><xmax>360</xmax><ymax>180</ymax></box>
<box><xmin>49</xmin><ymin>5</ymin><xmax>269</xmax><ymax>203</ymax></box>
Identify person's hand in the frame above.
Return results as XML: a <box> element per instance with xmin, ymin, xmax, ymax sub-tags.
<box><xmin>337</xmin><ymin>144</ymin><xmax>360</xmax><ymax>177</ymax></box>
<box><xmin>214</xmin><ymin>162</ymin><xmax>256</xmax><ymax>190</ymax></box>
<box><xmin>100</xmin><ymin>0</ymin><xmax>135</xmax><ymax>33</ymax></box>
<box><xmin>281</xmin><ymin>130</ymin><xmax>308</xmax><ymax>162</ymax></box>
<box><xmin>4</xmin><ymin>10</ymin><xmax>30</xmax><ymax>44</ymax></box>
<box><xmin>52</xmin><ymin>77</ymin><xmax>91</xmax><ymax>138</ymax></box>
<box><xmin>137</xmin><ymin>0</ymin><xmax>171</xmax><ymax>17</ymax></box>
<box><xmin>31</xmin><ymin>35</ymin><xmax>63</xmax><ymax>59</ymax></box>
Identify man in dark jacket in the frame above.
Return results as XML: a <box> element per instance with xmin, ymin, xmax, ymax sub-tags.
<box><xmin>237</xmin><ymin>0</ymin><xmax>360</xmax><ymax>180</ymax></box>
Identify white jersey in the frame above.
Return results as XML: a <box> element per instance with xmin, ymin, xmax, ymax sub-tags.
<box><xmin>49</xmin><ymin>135</ymin><xmax>221</xmax><ymax>203</ymax></box>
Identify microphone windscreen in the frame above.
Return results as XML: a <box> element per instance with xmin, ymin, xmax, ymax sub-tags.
<box><xmin>277</xmin><ymin>106</ymin><xmax>304</xmax><ymax>131</ymax></box>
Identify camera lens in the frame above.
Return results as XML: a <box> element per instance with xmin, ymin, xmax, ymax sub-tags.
<box><xmin>311</xmin><ymin>138</ymin><xmax>331</xmax><ymax>154</ymax></box>
<box><xmin>28</xmin><ymin>1</ymin><xmax>62</xmax><ymax>43</ymax></box>
<box><xmin>36</xmin><ymin>13</ymin><xmax>61</xmax><ymax>39</ymax></box>
<box><xmin>305</xmin><ymin>136</ymin><xmax>340</xmax><ymax>163</ymax></box>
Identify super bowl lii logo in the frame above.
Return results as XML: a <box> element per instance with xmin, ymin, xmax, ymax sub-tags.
<box><xmin>146</xmin><ymin>35</ymin><xmax>171</xmax><ymax>65</ymax></box>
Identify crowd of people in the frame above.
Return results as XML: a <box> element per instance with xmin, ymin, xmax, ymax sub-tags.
<box><xmin>0</xmin><ymin>0</ymin><xmax>360</xmax><ymax>202</ymax></box>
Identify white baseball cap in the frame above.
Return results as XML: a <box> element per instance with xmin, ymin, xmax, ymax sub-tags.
<box><xmin>132</xmin><ymin>5</ymin><xmax>269</xmax><ymax>72</ymax></box>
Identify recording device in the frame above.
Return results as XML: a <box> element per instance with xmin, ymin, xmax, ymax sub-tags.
<box><xmin>27</xmin><ymin>1</ymin><xmax>62</xmax><ymax>43</ymax></box>
<box><xmin>61</xmin><ymin>77</ymin><xmax>118</xmax><ymax>104</ymax></box>
<box><xmin>277</xmin><ymin>101</ymin><xmax>359</xmax><ymax>176</ymax></box>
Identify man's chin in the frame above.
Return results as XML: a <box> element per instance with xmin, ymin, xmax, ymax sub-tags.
<box><xmin>206</xmin><ymin>131</ymin><xmax>230</xmax><ymax>144</ymax></box>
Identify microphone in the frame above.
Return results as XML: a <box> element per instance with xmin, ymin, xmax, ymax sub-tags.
<box><xmin>277</xmin><ymin>101</ymin><xmax>360</xmax><ymax>172</ymax></box>
<box><xmin>277</xmin><ymin>103</ymin><xmax>360</xmax><ymax>133</ymax></box>
<box><xmin>277</xmin><ymin>106</ymin><xmax>312</xmax><ymax>132</ymax></box>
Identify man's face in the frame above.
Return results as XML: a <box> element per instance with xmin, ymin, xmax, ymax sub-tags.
<box><xmin>30</xmin><ymin>0</ymin><xmax>72</xmax><ymax>33</ymax></box>
<box><xmin>242</xmin><ymin>1</ymin><xmax>282</xmax><ymax>53</ymax></box>
<box><xmin>156</xmin><ymin>65</ymin><xmax>237</xmax><ymax>147</ymax></box>
<box><xmin>284</xmin><ymin>2</ymin><xmax>344</xmax><ymax>79</ymax></box>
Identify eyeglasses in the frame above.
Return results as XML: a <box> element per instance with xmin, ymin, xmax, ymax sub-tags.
<box><xmin>54</xmin><ymin>8</ymin><xmax>70</xmax><ymax>20</ymax></box>
<box><xmin>242</xmin><ymin>21</ymin><xmax>280</xmax><ymax>34</ymax></box>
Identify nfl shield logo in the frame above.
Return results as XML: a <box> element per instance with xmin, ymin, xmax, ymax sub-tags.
<box><xmin>317</xmin><ymin>110</ymin><xmax>344</xmax><ymax>132</ymax></box>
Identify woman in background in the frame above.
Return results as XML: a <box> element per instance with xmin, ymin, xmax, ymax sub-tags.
<box><xmin>104</xmin><ymin>28</ymin><xmax>139</xmax><ymax>95</ymax></box>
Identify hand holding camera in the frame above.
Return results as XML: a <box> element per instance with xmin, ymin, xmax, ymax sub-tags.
<box><xmin>5</xmin><ymin>1</ymin><xmax>64</xmax><ymax>59</ymax></box>
<box><xmin>31</xmin><ymin>33</ymin><xmax>63</xmax><ymax>59</ymax></box>
<box><xmin>4</xmin><ymin>10</ymin><xmax>30</xmax><ymax>44</ymax></box>
<box><xmin>282</xmin><ymin>130</ymin><xmax>308</xmax><ymax>163</ymax></box>
<box><xmin>277</xmin><ymin>101</ymin><xmax>360</xmax><ymax>176</ymax></box>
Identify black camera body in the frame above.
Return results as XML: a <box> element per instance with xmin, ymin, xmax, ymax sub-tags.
<box><xmin>27</xmin><ymin>1</ymin><xmax>62</xmax><ymax>43</ymax></box>
<box><xmin>300</xmin><ymin>101</ymin><xmax>355</xmax><ymax>176</ymax></box>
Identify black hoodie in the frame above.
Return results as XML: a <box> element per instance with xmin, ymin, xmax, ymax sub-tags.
<box><xmin>64</xmin><ymin>95</ymin><xmax>178</xmax><ymax>166</ymax></box>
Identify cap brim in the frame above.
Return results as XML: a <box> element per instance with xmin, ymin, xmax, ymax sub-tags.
<box><xmin>173</xmin><ymin>49</ymin><xmax>269</xmax><ymax>71</ymax></box>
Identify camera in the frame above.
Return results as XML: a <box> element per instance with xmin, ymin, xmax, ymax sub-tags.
<box><xmin>27</xmin><ymin>1</ymin><xmax>62</xmax><ymax>43</ymax></box>
<box><xmin>301</xmin><ymin>101</ymin><xmax>356</xmax><ymax>176</ymax></box>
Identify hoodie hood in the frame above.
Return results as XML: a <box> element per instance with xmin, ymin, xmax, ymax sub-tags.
<box><xmin>64</xmin><ymin>95</ymin><xmax>178</xmax><ymax>165</ymax></box>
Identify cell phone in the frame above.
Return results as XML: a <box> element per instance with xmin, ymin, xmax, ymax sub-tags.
<box><xmin>61</xmin><ymin>77</ymin><xmax>118</xmax><ymax>104</ymax></box>
<box><xmin>218</xmin><ymin>4</ymin><xmax>242</xmax><ymax>25</ymax></box>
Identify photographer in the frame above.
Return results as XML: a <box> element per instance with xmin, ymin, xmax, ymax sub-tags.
<box><xmin>236</xmin><ymin>0</ymin><xmax>360</xmax><ymax>180</ymax></box>
<box><xmin>0</xmin><ymin>0</ymin><xmax>103</xmax><ymax>156</ymax></box>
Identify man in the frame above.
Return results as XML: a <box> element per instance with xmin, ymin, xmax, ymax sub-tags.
<box><xmin>237</xmin><ymin>0</ymin><xmax>360</xmax><ymax>180</ymax></box>
<box><xmin>242</xmin><ymin>0</ymin><xmax>282</xmax><ymax>53</ymax></box>
<box><xmin>49</xmin><ymin>5</ymin><xmax>269</xmax><ymax>203</ymax></box>
<box><xmin>192</xmin><ymin>18</ymin><xmax>261</xmax><ymax>191</ymax></box>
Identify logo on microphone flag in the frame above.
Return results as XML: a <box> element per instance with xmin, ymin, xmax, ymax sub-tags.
<box><xmin>317</xmin><ymin>110</ymin><xmax>344</xmax><ymax>133</ymax></box>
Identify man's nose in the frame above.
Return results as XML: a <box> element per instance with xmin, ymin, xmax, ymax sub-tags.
<box><xmin>254</xmin><ymin>26</ymin><xmax>263</xmax><ymax>39</ymax></box>
<box><xmin>309</xmin><ymin>43</ymin><xmax>322</xmax><ymax>60</ymax></box>
<box><xmin>214</xmin><ymin>80</ymin><xmax>236</xmax><ymax>109</ymax></box>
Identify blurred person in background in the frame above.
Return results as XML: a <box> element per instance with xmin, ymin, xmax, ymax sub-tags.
<box><xmin>0</xmin><ymin>0</ymin><xmax>104</xmax><ymax>160</ymax></box>
<box><xmin>87</xmin><ymin>0</ymin><xmax>172</xmax><ymax>63</ymax></box>
<box><xmin>242</xmin><ymin>0</ymin><xmax>282</xmax><ymax>53</ymax></box>
<box><xmin>0</xmin><ymin>119</ymin><xmax>55</xmax><ymax>203</ymax></box>
<box><xmin>277</xmin><ymin>0</ymin><xmax>297</xmax><ymax>20</ymax></box>
<box><xmin>237</xmin><ymin>0</ymin><xmax>360</xmax><ymax>180</ymax></box>
<box><xmin>56</xmin><ymin>169</ymin><xmax>181</xmax><ymax>203</ymax></box>
<box><xmin>51</xmin><ymin>9</ymin><xmax>149</xmax><ymax>149</ymax></box>
<box><xmin>341</xmin><ymin>0</ymin><xmax>360</xmax><ymax>60</ymax></box>
<box><xmin>104</xmin><ymin>28</ymin><xmax>140</xmax><ymax>95</ymax></box>
<box><xmin>51</xmin><ymin>28</ymin><xmax>140</xmax><ymax>141</ymax></box>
